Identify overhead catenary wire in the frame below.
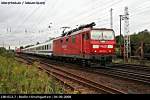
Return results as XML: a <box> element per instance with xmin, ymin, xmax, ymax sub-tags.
<box><xmin>67</xmin><ymin>0</ymin><xmax>123</xmax><ymax>25</ymax></box>
<box><xmin>3</xmin><ymin>0</ymin><xmax>150</xmax><ymax>34</ymax></box>
<box><xmin>1</xmin><ymin>0</ymin><xmax>150</xmax><ymax>48</ymax></box>
<box><xmin>13</xmin><ymin>0</ymin><xmax>48</xmax><ymax>33</ymax></box>
<box><xmin>25</xmin><ymin>0</ymin><xmax>114</xmax><ymax>34</ymax></box>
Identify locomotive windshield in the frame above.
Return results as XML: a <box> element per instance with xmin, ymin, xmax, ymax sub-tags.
<box><xmin>91</xmin><ymin>30</ymin><xmax>114</xmax><ymax>40</ymax></box>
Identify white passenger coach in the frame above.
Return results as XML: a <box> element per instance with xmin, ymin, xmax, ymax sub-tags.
<box><xmin>22</xmin><ymin>40</ymin><xmax>53</xmax><ymax>56</ymax></box>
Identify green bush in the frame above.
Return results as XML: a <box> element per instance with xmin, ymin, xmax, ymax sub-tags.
<box><xmin>0</xmin><ymin>47</ymin><xmax>14</xmax><ymax>58</ymax></box>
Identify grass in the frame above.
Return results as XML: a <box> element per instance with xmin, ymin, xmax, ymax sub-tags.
<box><xmin>113</xmin><ymin>57</ymin><xmax>150</xmax><ymax>67</ymax></box>
<box><xmin>128</xmin><ymin>58</ymin><xmax>150</xmax><ymax>67</ymax></box>
<box><xmin>0</xmin><ymin>49</ymin><xmax>65</xmax><ymax>94</ymax></box>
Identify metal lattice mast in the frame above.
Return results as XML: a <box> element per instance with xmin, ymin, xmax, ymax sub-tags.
<box><xmin>123</xmin><ymin>7</ymin><xmax>130</xmax><ymax>62</ymax></box>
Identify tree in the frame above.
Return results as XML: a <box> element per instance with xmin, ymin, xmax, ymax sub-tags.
<box><xmin>115</xmin><ymin>35</ymin><xmax>124</xmax><ymax>47</ymax></box>
<box><xmin>130</xmin><ymin>29</ymin><xmax>150</xmax><ymax>54</ymax></box>
<box><xmin>116</xmin><ymin>29</ymin><xmax>150</xmax><ymax>56</ymax></box>
<box><xmin>0</xmin><ymin>47</ymin><xmax>6</xmax><ymax>54</ymax></box>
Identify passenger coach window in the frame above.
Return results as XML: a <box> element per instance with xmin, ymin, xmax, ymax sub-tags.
<box><xmin>47</xmin><ymin>45</ymin><xmax>48</xmax><ymax>50</ymax></box>
<box><xmin>49</xmin><ymin>44</ymin><xmax>51</xmax><ymax>49</ymax></box>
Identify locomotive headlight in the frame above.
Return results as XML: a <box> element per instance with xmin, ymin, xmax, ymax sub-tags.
<box><xmin>93</xmin><ymin>45</ymin><xmax>99</xmax><ymax>48</ymax></box>
<box><xmin>108</xmin><ymin>45</ymin><xmax>113</xmax><ymax>48</ymax></box>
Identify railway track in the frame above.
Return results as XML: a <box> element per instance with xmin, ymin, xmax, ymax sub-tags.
<box><xmin>16</xmin><ymin>54</ymin><xmax>126</xmax><ymax>94</ymax></box>
<box><xmin>95</xmin><ymin>67</ymin><xmax>150</xmax><ymax>85</ymax></box>
<box><xmin>68</xmin><ymin>65</ymin><xmax>150</xmax><ymax>86</ymax></box>
<box><xmin>15</xmin><ymin>55</ymin><xmax>80</xmax><ymax>93</ymax></box>
<box><xmin>110</xmin><ymin>64</ymin><xmax>150</xmax><ymax>72</ymax></box>
<box><xmin>16</xmin><ymin>54</ymin><xmax>150</xmax><ymax>85</ymax></box>
<box><xmin>41</xmin><ymin>58</ymin><xmax>150</xmax><ymax>86</ymax></box>
<box><xmin>38</xmin><ymin>56</ymin><xmax>150</xmax><ymax>86</ymax></box>
<box><xmin>40</xmin><ymin>62</ymin><xmax>126</xmax><ymax>94</ymax></box>
<box><xmin>105</xmin><ymin>66</ymin><xmax>150</xmax><ymax>76</ymax></box>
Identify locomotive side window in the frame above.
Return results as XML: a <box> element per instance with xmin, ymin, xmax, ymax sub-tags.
<box><xmin>85</xmin><ymin>33</ymin><xmax>89</xmax><ymax>40</ymax></box>
<box><xmin>83</xmin><ymin>33</ymin><xmax>89</xmax><ymax>40</ymax></box>
<box><xmin>72</xmin><ymin>35</ymin><xmax>76</xmax><ymax>43</ymax></box>
<box><xmin>82</xmin><ymin>34</ymin><xmax>85</xmax><ymax>39</ymax></box>
<box><xmin>66</xmin><ymin>38</ymin><xmax>69</xmax><ymax>43</ymax></box>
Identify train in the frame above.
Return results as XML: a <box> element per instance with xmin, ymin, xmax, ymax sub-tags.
<box><xmin>17</xmin><ymin>22</ymin><xmax>116</xmax><ymax>66</ymax></box>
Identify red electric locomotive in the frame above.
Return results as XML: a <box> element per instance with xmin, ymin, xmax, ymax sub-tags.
<box><xmin>53</xmin><ymin>22</ymin><xmax>116</xmax><ymax>66</ymax></box>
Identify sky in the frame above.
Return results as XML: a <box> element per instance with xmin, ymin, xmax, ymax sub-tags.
<box><xmin>0</xmin><ymin>0</ymin><xmax>150</xmax><ymax>49</ymax></box>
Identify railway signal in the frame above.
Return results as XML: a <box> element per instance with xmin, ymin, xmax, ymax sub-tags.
<box><xmin>121</xmin><ymin>7</ymin><xmax>131</xmax><ymax>63</ymax></box>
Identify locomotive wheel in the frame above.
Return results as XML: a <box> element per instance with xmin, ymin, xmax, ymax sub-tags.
<box><xmin>81</xmin><ymin>60</ymin><xmax>91</xmax><ymax>67</ymax></box>
<box><xmin>81</xmin><ymin>60</ymin><xmax>86</xmax><ymax>67</ymax></box>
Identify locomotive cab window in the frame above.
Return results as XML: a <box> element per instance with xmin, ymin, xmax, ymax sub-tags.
<box><xmin>91</xmin><ymin>30</ymin><xmax>114</xmax><ymax>40</ymax></box>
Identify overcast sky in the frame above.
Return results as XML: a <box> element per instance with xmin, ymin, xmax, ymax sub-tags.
<box><xmin>0</xmin><ymin>0</ymin><xmax>150</xmax><ymax>49</ymax></box>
